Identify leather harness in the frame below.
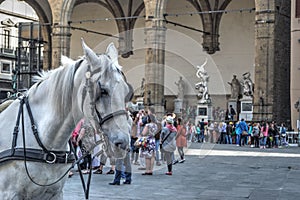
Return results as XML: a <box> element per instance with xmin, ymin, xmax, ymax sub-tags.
<box><xmin>0</xmin><ymin>96</ymin><xmax>75</xmax><ymax>165</ymax></box>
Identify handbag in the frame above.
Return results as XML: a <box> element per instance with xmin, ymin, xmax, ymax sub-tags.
<box><xmin>134</xmin><ymin>136</ymin><xmax>147</xmax><ymax>148</ymax></box>
<box><xmin>242</xmin><ymin>131</ymin><xmax>248</xmax><ymax>136</ymax></box>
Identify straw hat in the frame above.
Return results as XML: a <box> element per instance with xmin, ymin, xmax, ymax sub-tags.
<box><xmin>166</xmin><ymin>116</ymin><xmax>174</xmax><ymax>124</ymax></box>
<box><xmin>166</xmin><ymin>112</ymin><xmax>176</xmax><ymax>119</ymax></box>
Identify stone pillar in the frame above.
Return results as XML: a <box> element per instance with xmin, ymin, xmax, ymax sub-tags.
<box><xmin>144</xmin><ymin>0</ymin><xmax>167</xmax><ymax>118</ymax></box>
<box><xmin>51</xmin><ymin>25</ymin><xmax>72</xmax><ymax>68</ymax></box>
<box><xmin>253</xmin><ymin>0</ymin><xmax>290</xmax><ymax>123</ymax></box>
<box><xmin>291</xmin><ymin>1</ymin><xmax>300</xmax><ymax>130</ymax></box>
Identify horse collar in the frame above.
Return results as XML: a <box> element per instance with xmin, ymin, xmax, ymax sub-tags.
<box><xmin>0</xmin><ymin>96</ymin><xmax>75</xmax><ymax>165</ymax></box>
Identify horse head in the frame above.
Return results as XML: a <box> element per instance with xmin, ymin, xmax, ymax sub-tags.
<box><xmin>76</xmin><ymin>39</ymin><xmax>133</xmax><ymax>158</ymax></box>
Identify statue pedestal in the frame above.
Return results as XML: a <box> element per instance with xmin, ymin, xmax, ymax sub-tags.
<box><xmin>239</xmin><ymin>98</ymin><xmax>253</xmax><ymax>121</ymax></box>
<box><xmin>173</xmin><ymin>98</ymin><xmax>183</xmax><ymax>115</ymax></box>
<box><xmin>195</xmin><ymin>103</ymin><xmax>212</xmax><ymax>125</ymax></box>
<box><xmin>135</xmin><ymin>96</ymin><xmax>144</xmax><ymax>110</ymax></box>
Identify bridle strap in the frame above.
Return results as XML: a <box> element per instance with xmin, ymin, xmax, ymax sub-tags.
<box><xmin>96</xmin><ymin>109</ymin><xmax>128</xmax><ymax>126</ymax></box>
<box><xmin>82</xmin><ymin>63</ymin><xmax>129</xmax><ymax>128</ymax></box>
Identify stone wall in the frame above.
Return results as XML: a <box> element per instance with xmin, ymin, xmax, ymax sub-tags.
<box><xmin>253</xmin><ymin>0</ymin><xmax>290</xmax><ymax>124</ymax></box>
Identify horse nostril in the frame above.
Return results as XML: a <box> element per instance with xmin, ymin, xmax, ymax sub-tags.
<box><xmin>115</xmin><ymin>142</ymin><xmax>122</xmax><ymax>148</ymax></box>
<box><xmin>114</xmin><ymin>140</ymin><xmax>127</xmax><ymax>150</ymax></box>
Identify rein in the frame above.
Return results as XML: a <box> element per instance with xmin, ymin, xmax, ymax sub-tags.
<box><xmin>0</xmin><ymin>95</ymin><xmax>76</xmax><ymax>186</ymax></box>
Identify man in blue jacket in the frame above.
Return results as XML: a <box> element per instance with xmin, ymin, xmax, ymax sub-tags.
<box><xmin>235</xmin><ymin>119</ymin><xmax>248</xmax><ymax>146</ymax></box>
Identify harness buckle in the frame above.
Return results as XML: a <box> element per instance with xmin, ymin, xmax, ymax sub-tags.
<box><xmin>44</xmin><ymin>152</ymin><xmax>57</xmax><ymax>164</ymax></box>
<box><xmin>65</xmin><ymin>153</ymin><xmax>68</xmax><ymax>164</ymax></box>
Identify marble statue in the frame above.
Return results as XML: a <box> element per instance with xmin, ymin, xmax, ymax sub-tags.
<box><xmin>140</xmin><ymin>77</ymin><xmax>145</xmax><ymax>97</ymax></box>
<box><xmin>228</xmin><ymin>75</ymin><xmax>241</xmax><ymax>99</ymax></box>
<box><xmin>195</xmin><ymin>58</ymin><xmax>210</xmax><ymax>103</ymax></box>
<box><xmin>175</xmin><ymin>76</ymin><xmax>185</xmax><ymax>99</ymax></box>
<box><xmin>241</xmin><ymin>72</ymin><xmax>253</xmax><ymax>97</ymax></box>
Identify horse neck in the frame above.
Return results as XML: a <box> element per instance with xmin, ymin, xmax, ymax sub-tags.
<box><xmin>26</xmin><ymin>87</ymin><xmax>76</xmax><ymax>151</ymax></box>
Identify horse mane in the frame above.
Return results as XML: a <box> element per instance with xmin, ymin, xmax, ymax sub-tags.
<box><xmin>31</xmin><ymin>54</ymin><xmax>123</xmax><ymax>117</ymax></box>
<box><xmin>31</xmin><ymin>56</ymin><xmax>78</xmax><ymax>117</ymax></box>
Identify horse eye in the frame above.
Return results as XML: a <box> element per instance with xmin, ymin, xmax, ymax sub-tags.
<box><xmin>100</xmin><ymin>88</ymin><xmax>109</xmax><ymax>97</ymax></box>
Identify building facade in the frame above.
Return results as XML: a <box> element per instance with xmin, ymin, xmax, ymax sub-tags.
<box><xmin>0</xmin><ymin>0</ymin><xmax>293</xmax><ymax>128</ymax></box>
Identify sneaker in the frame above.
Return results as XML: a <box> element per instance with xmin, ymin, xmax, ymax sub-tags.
<box><xmin>68</xmin><ymin>171</ymin><xmax>74</xmax><ymax>178</ymax></box>
<box><xmin>123</xmin><ymin>180</ymin><xmax>131</xmax><ymax>184</ymax></box>
<box><xmin>133</xmin><ymin>161</ymin><xmax>140</xmax><ymax>165</ymax></box>
<box><xmin>106</xmin><ymin>169</ymin><xmax>115</xmax><ymax>174</ymax></box>
<box><xmin>93</xmin><ymin>169</ymin><xmax>103</xmax><ymax>174</ymax></box>
<box><xmin>179</xmin><ymin>159</ymin><xmax>185</xmax><ymax>163</ymax></box>
<box><xmin>250</xmin><ymin>145</ymin><xmax>254</xmax><ymax>148</ymax></box>
<box><xmin>156</xmin><ymin>162</ymin><xmax>161</xmax><ymax>166</ymax></box>
<box><xmin>172</xmin><ymin>160</ymin><xmax>179</xmax><ymax>165</ymax></box>
<box><xmin>165</xmin><ymin>172</ymin><xmax>172</xmax><ymax>175</ymax></box>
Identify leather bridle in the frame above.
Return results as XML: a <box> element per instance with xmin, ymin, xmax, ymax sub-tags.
<box><xmin>81</xmin><ymin>61</ymin><xmax>130</xmax><ymax>129</ymax></box>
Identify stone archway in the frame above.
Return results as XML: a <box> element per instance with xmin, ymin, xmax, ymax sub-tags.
<box><xmin>186</xmin><ymin>0</ymin><xmax>232</xmax><ymax>54</ymax></box>
<box><xmin>23</xmin><ymin>0</ymin><xmax>53</xmax><ymax>69</ymax></box>
<box><xmin>60</xmin><ymin>0</ymin><xmax>145</xmax><ymax>60</ymax></box>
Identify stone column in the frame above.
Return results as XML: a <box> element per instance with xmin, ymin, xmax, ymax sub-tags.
<box><xmin>253</xmin><ymin>0</ymin><xmax>290</xmax><ymax>123</ymax></box>
<box><xmin>48</xmin><ymin>0</ymin><xmax>70</xmax><ymax>68</ymax></box>
<box><xmin>291</xmin><ymin>1</ymin><xmax>300</xmax><ymax>130</ymax></box>
<box><xmin>51</xmin><ymin>25</ymin><xmax>72</xmax><ymax>68</ymax></box>
<box><xmin>144</xmin><ymin>0</ymin><xmax>167</xmax><ymax>118</ymax></box>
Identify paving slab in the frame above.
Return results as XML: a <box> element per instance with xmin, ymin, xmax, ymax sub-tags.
<box><xmin>63</xmin><ymin>143</ymin><xmax>300</xmax><ymax>200</ymax></box>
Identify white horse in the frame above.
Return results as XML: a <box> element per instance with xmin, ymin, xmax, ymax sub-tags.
<box><xmin>0</xmin><ymin>39</ymin><xmax>132</xmax><ymax>200</ymax></box>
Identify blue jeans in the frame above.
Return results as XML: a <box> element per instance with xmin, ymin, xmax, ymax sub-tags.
<box><xmin>155</xmin><ymin>139</ymin><xmax>160</xmax><ymax>161</ymax></box>
<box><xmin>236</xmin><ymin>134</ymin><xmax>241</xmax><ymax>145</ymax></box>
<box><xmin>225</xmin><ymin>135</ymin><xmax>232</xmax><ymax>144</ymax></box>
<box><xmin>262</xmin><ymin>136</ymin><xmax>267</xmax><ymax>147</ymax></box>
<box><xmin>114</xmin><ymin>151</ymin><xmax>131</xmax><ymax>183</ymax></box>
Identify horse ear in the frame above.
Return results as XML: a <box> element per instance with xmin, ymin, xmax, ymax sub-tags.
<box><xmin>106</xmin><ymin>43</ymin><xmax>122</xmax><ymax>69</ymax></box>
<box><xmin>81</xmin><ymin>38</ymin><xmax>100</xmax><ymax>66</ymax></box>
<box><xmin>106</xmin><ymin>43</ymin><xmax>118</xmax><ymax>61</ymax></box>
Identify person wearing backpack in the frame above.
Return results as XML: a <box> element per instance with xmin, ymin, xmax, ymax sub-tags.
<box><xmin>280</xmin><ymin>123</ymin><xmax>288</xmax><ymax>146</ymax></box>
<box><xmin>160</xmin><ymin>116</ymin><xmax>177</xmax><ymax>175</ymax></box>
<box><xmin>251</xmin><ymin>123</ymin><xmax>261</xmax><ymax>148</ymax></box>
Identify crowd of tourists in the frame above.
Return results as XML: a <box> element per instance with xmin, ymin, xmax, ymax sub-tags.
<box><xmin>189</xmin><ymin>118</ymin><xmax>289</xmax><ymax>149</ymax></box>
<box><xmin>69</xmin><ymin>107</ymin><xmax>188</xmax><ymax>185</ymax></box>
<box><xmin>69</xmin><ymin>106</ymin><xmax>291</xmax><ymax>185</ymax></box>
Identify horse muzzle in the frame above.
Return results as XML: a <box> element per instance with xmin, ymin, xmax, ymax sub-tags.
<box><xmin>104</xmin><ymin>134</ymin><xmax>129</xmax><ymax>159</ymax></box>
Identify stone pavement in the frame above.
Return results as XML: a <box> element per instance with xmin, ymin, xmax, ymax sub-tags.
<box><xmin>63</xmin><ymin>143</ymin><xmax>300</xmax><ymax>200</ymax></box>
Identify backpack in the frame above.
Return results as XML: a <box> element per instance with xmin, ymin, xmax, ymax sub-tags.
<box><xmin>253</xmin><ymin>126</ymin><xmax>259</xmax><ymax>136</ymax></box>
<box><xmin>196</xmin><ymin>126</ymin><xmax>201</xmax><ymax>134</ymax></box>
<box><xmin>281</xmin><ymin>127</ymin><xmax>286</xmax><ymax>136</ymax></box>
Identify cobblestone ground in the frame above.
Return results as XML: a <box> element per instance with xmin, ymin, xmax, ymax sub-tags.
<box><xmin>64</xmin><ymin>143</ymin><xmax>300</xmax><ymax>200</ymax></box>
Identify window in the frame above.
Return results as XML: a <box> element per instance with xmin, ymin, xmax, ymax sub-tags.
<box><xmin>296</xmin><ymin>0</ymin><xmax>300</xmax><ymax>18</ymax></box>
<box><xmin>3</xmin><ymin>29</ymin><xmax>10</xmax><ymax>49</ymax></box>
<box><xmin>1</xmin><ymin>62</ymin><xmax>11</xmax><ymax>74</ymax></box>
